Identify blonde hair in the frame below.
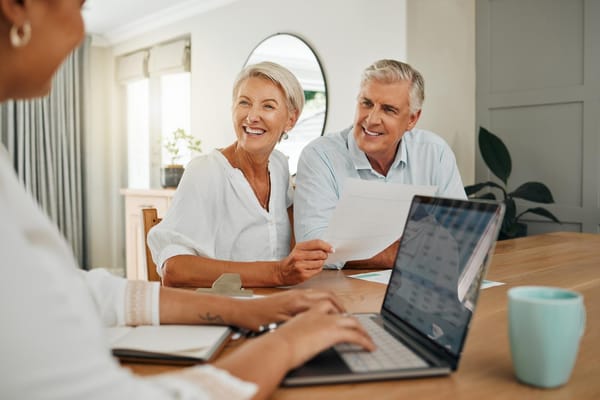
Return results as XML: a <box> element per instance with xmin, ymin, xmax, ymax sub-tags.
<box><xmin>361</xmin><ymin>59</ymin><xmax>425</xmax><ymax>114</ymax></box>
<box><xmin>232</xmin><ymin>61</ymin><xmax>304</xmax><ymax>115</ymax></box>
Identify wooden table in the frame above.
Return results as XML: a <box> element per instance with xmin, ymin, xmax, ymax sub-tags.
<box><xmin>126</xmin><ymin>232</ymin><xmax>600</xmax><ymax>399</ymax></box>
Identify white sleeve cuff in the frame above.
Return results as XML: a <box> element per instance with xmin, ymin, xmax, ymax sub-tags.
<box><xmin>155</xmin><ymin>244</ymin><xmax>199</xmax><ymax>277</ymax></box>
<box><xmin>151</xmin><ymin>281</ymin><xmax>160</xmax><ymax>325</ymax></box>
<box><xmin>124</xmin><ymin>280</ymin><xmax>160</xmax><ymax>326</ymax></box>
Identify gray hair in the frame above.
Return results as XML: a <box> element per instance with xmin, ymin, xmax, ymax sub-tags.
<box><xmin>360</xmin><ymin>59</ymin><xmax>425</xmax><ymax>114</ymax></box>
<box><xmin>232</xmin><ymin>61</ymin><xmax>304</xmax><ymax>115</ymax></box>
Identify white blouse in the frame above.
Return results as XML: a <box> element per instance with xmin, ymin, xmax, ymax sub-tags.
<box><xmin>148</xmin><ymin>149</ymin><xmax>294</xmax><ymax>275</ymax></box>
<box><xmin>0</xmin><ymin>146</ymin><xmax>256</xmax><ymax>400</ymax></box>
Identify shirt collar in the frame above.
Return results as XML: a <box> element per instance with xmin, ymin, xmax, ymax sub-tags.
<box><xmin>348</xmin><ymin>128</ymin><xmax>372</xmax><ymax>170</ymax></box>
<box><xmin>347</xmin><ymin>126</ymin><xmax>408</xmax><ymax>172</ymax></box>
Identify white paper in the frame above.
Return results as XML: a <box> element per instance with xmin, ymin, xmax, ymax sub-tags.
<box><xmin>348</xmin><ymin>270</ymin><xmax>393</xmax><ymax>284</ymax></box>
<box><xmin>323</xmin><ymin>179</ymin><xmax>436</xmax><ymax>266</ymax></box>
<box><xmin>480</xmin><ymin>280</ymin><xmax>505</xmax><ymax>289</ymax></box>
<box><xmin>347</xmin><ymin>270</ymin><xmax>504</xmax><ymax>290</ymax></box>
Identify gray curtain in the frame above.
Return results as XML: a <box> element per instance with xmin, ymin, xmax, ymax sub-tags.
<box><xmin>0</xmin><ymin>38</ymin><xmax>89</xmax><ymax>267</ymax></box>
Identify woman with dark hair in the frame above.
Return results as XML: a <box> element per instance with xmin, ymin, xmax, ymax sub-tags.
<box><xmin>0</xmin><ymin>1</ymin><xmax>373</xmax><ymax>399</ymax></box>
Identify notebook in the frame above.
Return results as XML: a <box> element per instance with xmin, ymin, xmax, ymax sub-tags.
<box><xmin>284</xmin><ymin>195</ymin><xmax>505</xmax><ymax>386</ymax></box>
<box><xmin>108</xmin><ymin>324</ymin><xmax>231</xmax><ymax>365</ymax></box>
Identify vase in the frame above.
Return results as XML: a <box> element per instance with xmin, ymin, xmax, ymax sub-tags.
<box><xmin>160</xmin><ymin>165</ymin><xmax>184</xmax><ymax>188</ymax></box>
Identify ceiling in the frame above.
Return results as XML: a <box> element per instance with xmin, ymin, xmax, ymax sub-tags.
<box><xmin>82</xmin><ymin>0</ymin><xmax>237</xmax><ymax>44</ymax></box>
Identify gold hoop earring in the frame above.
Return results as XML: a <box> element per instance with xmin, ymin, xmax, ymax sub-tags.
<box><xmin>10</xmin><ymin>21</ymin><xmax>32</xmax><ymax>48</ymax></box>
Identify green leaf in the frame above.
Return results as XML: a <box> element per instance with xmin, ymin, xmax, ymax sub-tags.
<box><xmin>510</xmin><ymin>182</ymin><xmax>555</xmax><ymax>204</ymax></box>
<box><xmin>474</xmin><ymin>192</ymin><xmax>497</xmax><ymax>200</ymax></box>
<box><xmin>465</xmin><ymin>181</ymin><xmax>505</xmax><ymax>196</ymax></box>
<box><xmin>479</xmin><ymin>127</ymin><xmax>512</xmax><ymax>185</ymax></box>
<box><xmin>519</xmin><ymin>207</ymin><xmax>561</xmax><ymax>223</ymax></box>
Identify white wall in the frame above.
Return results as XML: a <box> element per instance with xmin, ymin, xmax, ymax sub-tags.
<box><xmin>87</xmin><ymin>0</ymin><xmax>475</xmax><ymax>272</ymax></box>
<box><xmin>112</xmin><ymin>0</ymin><xmax>408</xmax><ymax>152</ymax></box>
<box><xmin>407</xmin><ymin>0</ymin><xmax>476</xmax><ymax>185</ymax></box>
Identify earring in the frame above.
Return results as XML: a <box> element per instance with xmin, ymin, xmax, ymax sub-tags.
<box><xmin>281</xmin><ymin>131</ymin><xmax>289</xmax><ymax>140</ymax></box>
<box><xmin>10</xmin><ymin>21</ymin><xmax>32</xmax><ymax>48</ymax></box>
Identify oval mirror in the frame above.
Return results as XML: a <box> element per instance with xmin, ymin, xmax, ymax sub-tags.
<box><xmin>245</xmin><ymin>33</ymin><xmax>327</xmax><ymax>175</ymax></box>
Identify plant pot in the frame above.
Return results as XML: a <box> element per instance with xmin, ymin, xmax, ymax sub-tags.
<box><xmin>499</xmin><ymin>221</ymin><xmax>528</xmax><ymax>241</ymax></box>
<box><xmin>160</xmin><ymin>165</ymin><xmax>184</xmax><ymax>188</ymax></box>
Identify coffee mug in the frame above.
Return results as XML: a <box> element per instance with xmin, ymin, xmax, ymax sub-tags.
<box><xmin>508</xmin><ymin>286</ymin><xmax>585</xmax><ymax>388</ymax></box>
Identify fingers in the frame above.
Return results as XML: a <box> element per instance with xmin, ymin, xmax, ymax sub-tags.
<box><xmin>311</xmin><ymin>298</ymin><xmax>342</xmax><ymax>314</ymax></box>
<box><xmin>291</xmin><ymin>259</ymin><xmax>325</xmax><ymax>271</ymax></box>
<box><xmin>269</xmin><ymin>289</ymin><xmax>345</xmax><ymax>317</ymax></box>
<box><xmin>278</xmin><ymin>262</ymin><xmax>323</xmax><ymax>286</ymax></box>
<box><xmin>272</xmin><ymin>310</ymin><xmax>377</xmax><ymax>368</ymax></box>
<box><xmin>300</xmin><ymin>289</ymin><xmax>345</xmax><ymax>313</ymax></box>
<box><xmin>289</xmin><ymin>248</ymin><xmax>330</xmax><ymax>262</ymax></box>
<box><xmin>294</xmin><ymin>239</ymin><xmax>334</xmax><ymax>253</ymax></box>
<box><xmin>334</xmin><ymin>314</ymin><xmax>376</xmax><ymax>351</ymax></box>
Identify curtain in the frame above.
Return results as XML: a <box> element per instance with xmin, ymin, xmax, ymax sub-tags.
<box><xmin>0</xmin><ymin>38</ymin><xmax>89</xmax><ymax>267</ymax></box>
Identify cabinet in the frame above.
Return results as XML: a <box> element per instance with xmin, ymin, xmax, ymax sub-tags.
<box><xmin>120</xmin><ymin>188</ymin><xmax>176</xmax><ymax>280</ymax></box>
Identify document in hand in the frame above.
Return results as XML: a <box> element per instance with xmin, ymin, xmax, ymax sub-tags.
<box><xmin>108</xmin><ymin>325</ymin><xmax>231</xmax><ymax>364</ymax></box>
<box><xmin>323</xmin><ymin>178</ymin><xmax>436</xmax><ymax>266</ymax></box>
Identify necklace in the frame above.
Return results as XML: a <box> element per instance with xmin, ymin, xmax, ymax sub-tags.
<box><xmin>235</xmin><ymin>151</ymin><xmax>271</xmax><ymax>210</ymax></box>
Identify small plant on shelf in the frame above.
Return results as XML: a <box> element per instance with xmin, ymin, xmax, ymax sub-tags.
<box><xmin>163</xmin><ymin>128</ymin><xmax>202</xmax><ymax>167</ymax></box>
<box><xmin>161</xmin><ymin>128</ymin><xmax>202</xmax><ymax>188</ymax></box>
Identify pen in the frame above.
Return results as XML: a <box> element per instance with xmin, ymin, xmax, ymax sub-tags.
<box><xmin>246</xmin><ymin>322</ymin><xmax>281</xmax><ymax>338</ymax></box>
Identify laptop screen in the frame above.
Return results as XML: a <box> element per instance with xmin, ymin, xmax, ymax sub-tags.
<box><xmin>382</xmin><ymin>196</ymin><xmax>500</xmax><ymax>357</ymax></box>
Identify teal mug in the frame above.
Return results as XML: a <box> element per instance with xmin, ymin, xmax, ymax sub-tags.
<box><xmin>508</xmin><ymin>286</ymin><xmax>586</xmax><ymax>388</ymax></box>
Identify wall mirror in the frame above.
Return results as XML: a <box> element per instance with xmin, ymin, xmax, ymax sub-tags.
<box><xmin>245</xmin><ymin>33</ymin><xmax>327</xmax><ymax>175</ymax></box>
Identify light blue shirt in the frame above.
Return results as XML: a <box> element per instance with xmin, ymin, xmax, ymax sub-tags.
<box><xmin>294</xmin><ymin>126</ymin><xmax>467</xmax><ymax>244</ymax></box>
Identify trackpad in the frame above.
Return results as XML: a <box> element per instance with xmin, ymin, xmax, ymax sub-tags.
<box><xmin>286</xmin><ymin>348</ymin><xmax>351</xmax><ymax>379</ymax></box>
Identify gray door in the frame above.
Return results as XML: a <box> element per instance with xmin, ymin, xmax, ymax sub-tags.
<box><xmin>476</xmin><ymin>0</ymin><xmax>600</xmax><ymax>234</ymax></box>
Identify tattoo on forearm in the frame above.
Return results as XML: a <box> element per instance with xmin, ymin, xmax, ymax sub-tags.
<box><xmin>199</xmin><ymin>312</ymin><xmax>225</xmax><ymax>324</ymax></box>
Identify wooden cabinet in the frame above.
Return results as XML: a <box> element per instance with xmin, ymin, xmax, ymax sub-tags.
<box><xmin>120</xmin><ymin>188</ymin><xmax>176</xmax><ymax>280</ymax></box>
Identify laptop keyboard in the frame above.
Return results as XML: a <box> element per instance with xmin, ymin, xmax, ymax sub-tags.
<box><xmin>334</xmin><ymin>314</ymin><xmax>428</xmax><ymax>372</ymax></box>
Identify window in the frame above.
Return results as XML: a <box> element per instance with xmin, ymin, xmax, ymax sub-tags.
<box><xmin>160</xmin><ymin>73</ymin><xmax>191</xmax><ymax>167</ymax></box>
<box><xmin>126</xmin><ymin>80</ymin><xmax>150</xmax><ymax>188</ymax></box>
<box><xmin>119</xmin><ymin>39</ymin><xmax>191</xmax><ymax>189</ymax></box>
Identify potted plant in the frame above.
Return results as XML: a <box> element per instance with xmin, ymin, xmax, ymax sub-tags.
<box><xmin>465</xmin><ymin>127</ymin><xmax>560</xmax><ymax>240</ymax></box>
<box><xmin>161</xmin><ymin>128</ymin><xmax>202</xmax><ymax>188</ymax></box>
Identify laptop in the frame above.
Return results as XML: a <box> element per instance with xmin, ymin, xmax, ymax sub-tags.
<box><xmin>284</xmin><ymin>195</ymin><xmax>505</xmax><ymax>386</ymax></box>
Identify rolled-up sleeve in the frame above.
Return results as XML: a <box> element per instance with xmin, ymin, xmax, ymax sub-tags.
<box><xmin>147</xmin><ymin>157</ymin><xmax>219</xmax><ymax>275</ymax></box>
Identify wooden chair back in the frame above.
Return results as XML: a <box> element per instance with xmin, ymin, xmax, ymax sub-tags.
<box><xmin>142</xmin><ymin>208</ymin><xmax>162</xmax><ymax>282</ymax></box>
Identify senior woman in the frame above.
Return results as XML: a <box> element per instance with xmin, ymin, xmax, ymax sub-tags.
<box><xmin>0</xmin><ymin>1</ymin><xmax>374</xmax><ymax>399</ymax></box>
<box><xmin>148</xmin><ymin>61</ymin><xmax>332</xmax><ymax>288</ymax></box>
